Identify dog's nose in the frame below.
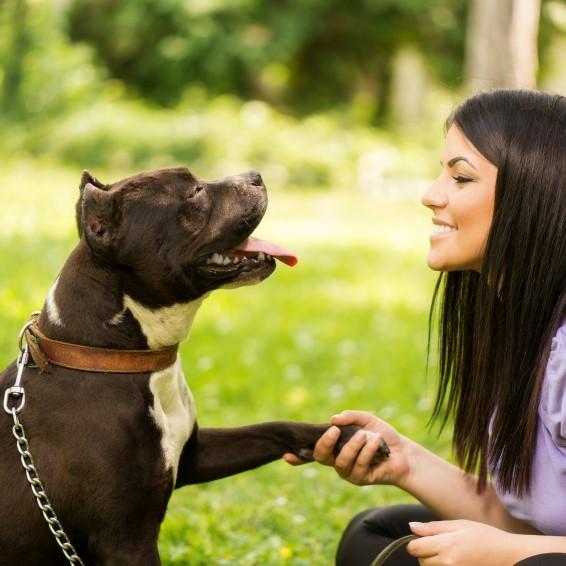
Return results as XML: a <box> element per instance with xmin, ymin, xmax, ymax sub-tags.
<box><xmin>247</xmin><ymin>171</ymin><xmax>264</xmax><ymax>187</ymax></box>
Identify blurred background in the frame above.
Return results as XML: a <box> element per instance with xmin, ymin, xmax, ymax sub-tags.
<box><xmin>1</xmin><ymin>1</ymin><xmax>565</xmax><ymax>564</ymax></box>
<box><xmin>1</xmin><ymin>0</ymin><xmax>565</xmax><ymax>178</ymax></box>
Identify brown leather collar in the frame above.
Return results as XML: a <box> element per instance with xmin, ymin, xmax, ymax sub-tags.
<box><xmin>24</xmin><ymin>314</ymin><xmax>178</xmax><ymax>374</ymax></box>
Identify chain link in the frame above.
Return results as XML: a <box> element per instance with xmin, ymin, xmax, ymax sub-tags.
<box><xmin>9</xmin><ymin>409</ymin><xmax>85</xmax><ymax>565</ymax></box>
<box><xmin>5</xmin><ymin>320</ymin><xmax>85</xmax><ymax>566</ymax></box>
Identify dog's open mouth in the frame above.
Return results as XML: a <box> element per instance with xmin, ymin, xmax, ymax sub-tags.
<box><xmin>223</xmin><ymin>237</ymin><xmax>297</xmax><ymax>266</ymax></box>
<box><xmin>196</xmin><ymin>236</ymin><xmax>297</xmax><ymax>281</ymax></box>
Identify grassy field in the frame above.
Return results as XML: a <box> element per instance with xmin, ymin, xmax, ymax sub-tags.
<box><xmin>0</xmin><ymin>161</ymin><xmax>452</xmax><ymax>564</ymax></box>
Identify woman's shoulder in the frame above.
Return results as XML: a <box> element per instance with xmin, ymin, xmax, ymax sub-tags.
<box><xmin>539</xmin><ymin>319</ymin><xmax>566</xmax><ymax>446</ymax></box>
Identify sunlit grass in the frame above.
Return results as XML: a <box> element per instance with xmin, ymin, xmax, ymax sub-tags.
<box><xmin>0</xmin><ymin>162</ymin><xmax>450</xmax><ymax>565</ymax></box>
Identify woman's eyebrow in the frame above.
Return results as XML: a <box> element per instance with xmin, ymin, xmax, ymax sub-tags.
<box><xmin>440</xmin><ymin>156</ymin><xmax>477</xmax><ymax>169</ymax></box>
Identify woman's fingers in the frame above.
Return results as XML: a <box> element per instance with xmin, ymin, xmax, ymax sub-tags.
<box><xmin>282</xmin><ymin>453</ymin><xmax>305</xmax><ymax>466</ymax></box>
<box><xmin>330</xmin><ymin>410</ymin><xmax>378</xmax><ymax>429</ymax></box>
<box><xmin>333</xmin><ymin>429</ymin><xmax>370</xmax><ymax>477</ymax></box>
<box><xmin>313</xmin><ymin>425</ymin><xmax>341</xmax><ymax>465</ymax></box>
<box><xmin>351</xmin><ymin>432</ymin><xmax>383</xmax><ymax>471</ymax></box>
<box><xmin>335</xmin><ymin>431</ymin><xmax>386</xmax><ymax>484</ymax></box>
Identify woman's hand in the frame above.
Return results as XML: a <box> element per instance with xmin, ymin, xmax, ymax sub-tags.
<box><xmin>284</xmin><ymin>410</ymin><xmax>412</xmax><ymax>487</ymax></box>
<box><xmin>407</xmin><ymin>520</ymin><xmax>519</xmax><ymax>565</ymax></box>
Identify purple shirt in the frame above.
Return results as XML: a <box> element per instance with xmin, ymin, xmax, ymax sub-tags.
<box><xmin>493</xmin><ymin>319</ymin><xmax>566</xmax><ymax>535</ymax></box>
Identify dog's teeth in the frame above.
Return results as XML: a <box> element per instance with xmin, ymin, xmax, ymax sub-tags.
<box><xmin>211</xmin><ymin>253</ymin><xmax>223</xmax><ymax>265</ymax></box>
<box><xmin>222</xmin><ymin>256</ymin><xmax>231</xmax><ymax>265</ymax></box>
<box><xmin>257</xmin><ymin>252</ymin><xmax>265</xmax><ymax>261</ymax></box>
<box><xmin>267</xmin><ymin>254</ymin><xmax>272</xmax><ymax>260</ymax></box>
<box><xmin>233</xmin><ymin>256</ymin><xmax>240</xmax><ymax>263</ymax></box>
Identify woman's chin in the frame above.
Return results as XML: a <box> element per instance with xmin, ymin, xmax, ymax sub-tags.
<box><xmin>426</xmin><ymin>253</ymin><xmax>448</xmax><ymax>272</ymax></box>
<box><xmin>426</xmin><ymin>255</ymin><xmax>480</xmax><ymax>273</ymax></box>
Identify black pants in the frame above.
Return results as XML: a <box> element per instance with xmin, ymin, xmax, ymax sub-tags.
<box><xmin>335</xmin><ymin>504</ymin><xmax>566</xmax><ymax>566</ymax></box>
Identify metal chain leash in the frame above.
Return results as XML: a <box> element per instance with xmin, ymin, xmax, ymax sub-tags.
<box><xmin>3</xmin><ymin>317</ymin><xmax>85</xmax><ymax>566</ymax></box>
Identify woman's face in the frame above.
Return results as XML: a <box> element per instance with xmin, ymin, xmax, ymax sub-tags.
<box><xmin>421</xmin><ymin>125</ymin><xmax>498</xmax><ymax>272</ymax></box>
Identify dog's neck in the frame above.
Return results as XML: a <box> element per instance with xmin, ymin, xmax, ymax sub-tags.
<box><xmin>38</xmin><ymin>240</ymin><xmax>204</xmax><ymax>350</ymax></box>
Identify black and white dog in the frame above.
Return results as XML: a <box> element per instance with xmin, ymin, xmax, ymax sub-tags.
<box><xmin>0</xmin><ymin>167</ymin><xmax>386</xmax><ymax>565</ymax></box>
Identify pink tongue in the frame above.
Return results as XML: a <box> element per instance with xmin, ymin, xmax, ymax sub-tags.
<box><xmin>234</xmin><ymin>237</ymin><xmax>298</xmax><ymax>267</ymax></box>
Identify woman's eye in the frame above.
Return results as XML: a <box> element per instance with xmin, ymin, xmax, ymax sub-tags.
<box><xmin>453</xmin><ymin>175</ymin><xmax>474</xmax><ymax>184</ymax></box>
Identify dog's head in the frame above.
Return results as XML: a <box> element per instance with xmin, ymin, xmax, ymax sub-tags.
<box><xmin>75</xmin><ymin>167</ymin><xmax>296</xmax><ymax>307</ymax></box>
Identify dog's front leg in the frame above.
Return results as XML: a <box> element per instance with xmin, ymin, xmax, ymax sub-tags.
<box><xmin>175</xmin><ymin>421</ymin><xmax>387</xmax><ymax>487</ymax></box>
<box><xmin>175</xmin><ymin>421</ymin><xmax>328</xmax><ymax>487</ymax></box>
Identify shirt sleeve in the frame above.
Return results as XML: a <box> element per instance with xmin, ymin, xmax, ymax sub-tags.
<box><xmin>538</xmin><ymin>322</ymin><xmax>566</xmax><ymax>447</ymax></box>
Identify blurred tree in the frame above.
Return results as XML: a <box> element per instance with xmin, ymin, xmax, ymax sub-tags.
<box><xmin>1</xmin><ymin>0</ymin><xmax>559</xmax><ymax>131</ymax></box>
<box><xmin>465</xmin><ymin>0</ymin><xmax>542</xmax><ymax>90</ymax></box>
<box><xmin>1</xmin><ymin>0</ymin><xmax>29</xmax><ymax>115</ymax></box>
<box><xmin>66</xmin><ymin>0</ymin><xmax>468</xmax><ymax>120</ymax></box>
<box><xmin>0</xmin><ymin>0</ymin><xmax>103</xmax><ymax>124</ymax></box>
<box><xmin>388</xmin><ymin>47</ymin><xmax>429</xmax><ymax>128</ymax></box>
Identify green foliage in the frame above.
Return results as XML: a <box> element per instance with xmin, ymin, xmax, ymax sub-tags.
<box><xmin>0</xmin><ymin>0</ymin><xmax>561</xmax><ymax>136</ymax></box>
<box><xmin>0</xmin><ymin>163</ymin><xmax>451</xmax><ymax>564</ymax></box>
<box><xmin>8</xmin><ymin>89</ymin><xmax>447</xmax><ymax>191</ymax></box>
<box><xmin>0</xmin><ymin>0</ymin><xmax>103</xmax><ymax>125</ymax></box>
<box><xmin>66</xmin><ymin>0</ymin><xmax>468</xmax><ymax>116</ymax></box>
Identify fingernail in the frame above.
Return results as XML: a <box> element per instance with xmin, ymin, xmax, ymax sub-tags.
<box><xmin>331</xmin><ymin>413</ymin><xmax>342</xmax><ymax>419</ymax></box>
<box><xmin>409</xmin><ymin>522</ymin><xmax>424</xmax><ymax>529</ymax></box>
<box><xmin>354</xmin><ymin>430</ymin><xmax>366</xmax><ymax>441</ymax></box>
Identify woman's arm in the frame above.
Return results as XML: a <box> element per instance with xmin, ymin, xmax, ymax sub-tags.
<box><xmin>309</xmin><ymin>411</ymin><xmax>538</xmax><ymax>534</ymax></box>
<box><xmin>400</xmin><ymin>439</ymin><xmax>538</xmax><ymax>534</ymax></box>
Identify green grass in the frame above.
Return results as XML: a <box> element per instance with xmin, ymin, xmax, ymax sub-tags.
<box><xmin>0</xmin><ymin>161</ymin><xmax>452</xmax><ymax>564</ymax></box>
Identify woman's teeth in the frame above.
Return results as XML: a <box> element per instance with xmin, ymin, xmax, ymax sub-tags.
<box><xmin>432</xmin><ymin>225</ymin><xmax>457</xmax><ymax>235</ymax></box>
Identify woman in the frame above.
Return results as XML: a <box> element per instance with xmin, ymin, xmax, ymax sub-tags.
<box><xmin>285</xmin><ymin>89</ymin><xmax>566</xmax><ymax>565</ymax></box>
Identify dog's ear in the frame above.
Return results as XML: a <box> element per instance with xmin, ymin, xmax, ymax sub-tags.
<box><xmin>81</xmin><ymin>183</ymin><xmax>119</xmax><ymax>256</ymax></box>
<box><xmin>80</xmin><ymin>170</ymin><xmax>105</xmax><ymax>190</ymax></box>
<box><xmin>76</xmin><ymin>170</ymin><xmax>107</xmax><ymax>237</ymax></box>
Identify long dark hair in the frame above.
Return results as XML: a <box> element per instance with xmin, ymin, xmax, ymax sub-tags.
<box><xmin>430</xmin><ymin>89</ymin><xmax>566</xmax><ymax>496</ymax></box>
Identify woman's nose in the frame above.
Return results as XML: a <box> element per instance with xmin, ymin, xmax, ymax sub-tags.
<box><xmin>421</xmin><ymin>177</ymin><xmax>448</xmax><ymax>209</ymax></box>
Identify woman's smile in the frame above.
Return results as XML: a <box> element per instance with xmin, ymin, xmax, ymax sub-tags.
<box><xmin>430</xmin><ymin>218</ymin><xmax>458</xmax><ymax>238</ymax></box>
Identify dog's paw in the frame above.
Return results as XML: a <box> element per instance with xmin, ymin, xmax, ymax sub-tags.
<box><xmin>292</xmin><ymin>425</ymin><xmax>390</xmax><ymax>464</ymax></box>
<box><xmin>333</xmin><ymin>425</ymin><xmax>390</xmax><ymax>465</ymax></box>
<box><xmin>297</xmin><ymin>448</ymin><xmax>315</xmax><ymax>461</ymax></box>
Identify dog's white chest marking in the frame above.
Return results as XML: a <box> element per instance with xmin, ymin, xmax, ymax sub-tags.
<box><xmin>46</xmin><ymin>279</ymin><xmax>64</xmax><ymax>327</ymax></box>
<box><xmin>123</xmin><ymin>295</ymin><xmax>204</xmax><ymax>349</ymax></box>
<box><xmin>149</xmin><ymin>359</ymin><xmax>196</xmax><ymax>483</ymax></box>
<box><xmin>124</xmin><ymin>295</ymin><xmax>205</xmax><ymax>482</ymax></box>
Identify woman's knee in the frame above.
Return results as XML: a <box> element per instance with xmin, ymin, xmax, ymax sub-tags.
<box><xmin>515</xmin><ymin>554</ymin><xmax>566</xmax><ymax>565</ymax></box>
<box><xmin>336</xmin><ymin>505</ymin><xmax>436</xmax><ymax>566</ymax></box>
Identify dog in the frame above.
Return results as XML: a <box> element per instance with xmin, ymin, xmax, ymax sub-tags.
<box><xmin>0</xmin><ymin>167</ymin><xmax>388</xmax><ymax>565</ymax></box>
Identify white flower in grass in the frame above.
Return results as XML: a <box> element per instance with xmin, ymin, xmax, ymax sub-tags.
<box><xmin>274</xmin><ymin>496</ymin><xmax>288</xmax><ymax>507</ymax></box>
<box><xmin>329</xmin><ymin>384</ymin><xmax>344</xmax><ymax>399</ymax></box>
<box><xmin>284</xmin><ymin>364</ymin><xmax>303</xmax><ymax>381</ymax></box>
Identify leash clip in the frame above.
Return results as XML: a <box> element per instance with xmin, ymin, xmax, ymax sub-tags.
<box><xmin>4</xmin><ymin>317</ymin><xmax>84</xmax><ymax>565</ymax></box>
<box><xmin>4</xmin><ymin>334</ymin><xmax>32</xmax><ymax>415</ymax></box>
<box><xmin>3</xmin><ymin>386</ymin><xmax>25</xmax><ymax>415</ymax></box>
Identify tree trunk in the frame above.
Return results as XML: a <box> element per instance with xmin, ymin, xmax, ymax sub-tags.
<box><xmin>389</xmin><ymin>46</ymin><xmax>428</xmax><ymax>128</ymax></box>
<box><xmin>509</xmin><ymin>0</ymin><xmax>542</xmax><ymax>87</ymax></box>
<box><xmin>464</xmin><ymin>0</ymin><xmax>541</xmax><ymax>92</ymax></box>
